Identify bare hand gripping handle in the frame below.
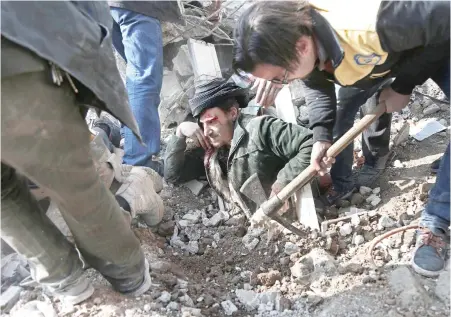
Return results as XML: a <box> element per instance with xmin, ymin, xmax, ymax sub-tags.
<box><xmin>258</xmin><ymin>102</ymin><xmax>387</xmax><ymax>221</ymax></box>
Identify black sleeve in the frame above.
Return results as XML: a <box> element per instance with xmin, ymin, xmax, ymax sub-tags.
<box><xmin>300</xmin><ymin>69</ymin><xmax>337</xmax><ymax>143</ymax></box>
<box><xmin>376</xmin><ymin>1</ymin><xmax>450</xmax><ymax>94</ymax></box>
<box><xmin>163</xmin><ymin>135</ymin><xmax>206</xmax><ymax>184</ymax></box>
<box><xmin>376</xmin><ymin>1</ymin><xmax>450</xmax><ymax>52</ymax></box>
<box><xmin>390</xmin><ymin>43</ymin><xmax>450</xmax><ymax>95</ymax></box>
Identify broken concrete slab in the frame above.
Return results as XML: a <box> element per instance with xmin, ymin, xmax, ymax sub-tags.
<box><xmin>0</xmin><ymin>285</ymin><xmax>22</xmax><ymax>313</ymax></box>
<box><xmin>173</xmin><ymin>45</ymin><xmax>193</xmax><ymax>78</ymax></box>
<box><xmin>161</xmin><ymin>68</ymin><xmax>183</xmax><ymax>100</ymax></box>
<box><xmin>203</xmin><ymin>211</ymin><xmax>229</xmax><ymax>227</ymax></box>
<box><xmin>187</xmin><ymin>39</ymin><xmax>222</xmax><ymax>81</ymax></box>
<box><xmin>182</xmin><ymin>180</ymin><xmax>207</xmax><ymax>196</ymax></box>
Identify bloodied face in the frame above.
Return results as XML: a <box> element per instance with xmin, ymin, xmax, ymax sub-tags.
<box><xmin>199</xmin><ymin>106</ymin><xmax>238</xmax><ymax>148</ymax></box>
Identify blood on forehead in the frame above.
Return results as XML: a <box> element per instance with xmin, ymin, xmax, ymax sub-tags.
<box><xmin>200</xmin><ymin>108</ymin><xmax>219</xmax><ymax>123</ymax></box>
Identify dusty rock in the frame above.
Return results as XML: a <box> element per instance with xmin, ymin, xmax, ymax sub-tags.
<box><xmin>351</xmin><ymin>214</ymin><xmax>361</xmax><ymax>226</ymax></box>
<box><xmin>181</xmin><ymin>307</ymin><xmax>203</xmax><ymax>317</ymax></box>
<box><xmin>338</xmin><ymin>263</ymin><xmax>364</xmax><ymax>275</ymax></box>
<box><xmin>363</xmin><ymin>230</ymin><xmax>376</xmax><ymax>242</ymax></box>
<box><xmin>179</xmin><ymin>220</ymin><xmax>193</xmax><ymax>228</ymax></box>
<box><xmin>307</xmin><ymin>294</ymin><xmax>323</xmax><ymax>306</ymax></box>
<box><xmin>143</xmin><ymin>304</ymin><xmax>151</xmax><ymax>312</ymax></box>
<box><xmin>12</xmin><ymin>300</ymin><xmax>57</xmax><ymax>317</ymax></box>
<box><xmin>393</xmin><ymin>160</ymin><xmax>404</xmax><ymax>168</ymax></box>
<box><xmin>340</xmin><ymin>223</ymin><xmax>353</xmax><ymax>236</ymax></box>
<box><xmin>378</xmin><ymin>214</ymin><xmax>397</xmax><ymax>229</ymax></box>
<box><xmin>423</xmin><ymin>103</ymin><xmax>440</xmax><ymax>115</ymax></box>
<box><xmin>359</xmin><ymin>186</ymin><xmax>373</xmax><ymax>196</ymax></box>
<box><xmin>275</xmin><ymin>293</ymin><xmax>292</xmax><ymax>312</ymax></box>
<box><xmin>158</xmin><ymin>291</ymin><xmax>172</xmax><ymax>303</ymax></box>
<box><xmin>204</xmin><ymin>211</ymin><xmax>230</xmax><ymax>227</ymax></box>
<box><xmin>242</xmin><ymin>235</ymin><xmax>259</xmax><ymax>251</ymax></box>
<box><xmin>362</xmin><ymin>276</ymin><xmax>376</xmax><ymax>284</ymax></box>
<box><xmin>372</xmin><ymin>187</ymin><xmax>381</xmax><ymax>195</ymax></box>
<box><xmin>183</xmin><ymin>180</ymin><xmax>206</xmax><ymax>196</ymax></box>
<box><xmin>185</xmin><ymin>227</ymin><xmax>201</xmax><ymax>241</ymax></box>
<box><xmin>1</xmin><ymin>254</ymin><xmax>30</xmax><ymax>289</ymax></box>
<box><xmin>350</xmin><ymin>193</ymin><xmax>365</xmax><ymax>205</ymax></box>
<box><xmin>291</xmin><ymin>248</ymin><xmax>337</xmax><ymax>280</ymax></box>
<box><xmin>366</xmin><ymin>194</ymin><xmax>381</xmax><ymax>207</ymax></box>
<box><xmin>353</xmin><ymin>235</ymin><xmax>365</xmax><ymax>246</ymax></box>
<box><xmin>439</xmin><ymin>118</ymin><xmax>448</xmax><ymax>126</ymax></box>
<box><xmin>257</xmin><ymin>270</ymin><xmax>281</xmax><ymax>287</ymax></box>
<box><xmin>167</xmin><ymin>301</ymin><xmax>179</xmax><ymax>311</ymax></box>
<box><xmin>183</xmin><ymin>212</ymin><xmax>201</xmax><ymax>224</ymax></box>
<box><xmin>93</xmin><ymin>297</ymin><xmax>102</xmax><ymax>305</ymax></box>
<box><xmin>389</xmin><ymin>266</ymin><xmax>431</xmax><ymax>307</ymax></box>
<box><xmin>280</xmin><ymin>257</ymin><xmax>291</xmax><ymax>266</ymax></box>
<box><xmin>180</xmin><ymin>294</ymin><xmax>195</xmax><ymax>307</ymax></box>
<box><xmin>284</xmin><ymin>242</ymin><xmax>300</xmax><ymax>255</ymax></box>
<box><xmin>235</xmin><ymin>289</ymin><xmax>259</xmax><ymax>311</ymax></box>
<box><xmin>221</xmin><ymin>300</ymin><xmax>238</xmax><ymax>315</ymax></box>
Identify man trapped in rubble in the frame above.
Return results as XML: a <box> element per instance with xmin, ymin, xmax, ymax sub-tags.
<box><xmin>1</xmin><ymin>1</ymin><xmax>153</xmax><ymax>304</ymax></box>
<box><xmin>164</xmin><ymin>78</ymin><xmax>316</xmax><ymax>216</ymax></box>
<box><xmin>233</xmin><ymin>1</ymin><xmax>450</xmax><ymax>277</ymax></box>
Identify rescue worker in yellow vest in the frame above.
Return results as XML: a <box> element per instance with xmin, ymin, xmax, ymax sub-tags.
<box><xmin>233</xmin><ymin>0</ymin><xmax>450</xmax><ymax>277</ymax></box>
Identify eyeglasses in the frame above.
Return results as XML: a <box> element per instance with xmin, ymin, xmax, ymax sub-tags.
<box><xmin>270</xmin><ymin>69</ymin><xmax>289</xmax><ymax>85</ymax></box>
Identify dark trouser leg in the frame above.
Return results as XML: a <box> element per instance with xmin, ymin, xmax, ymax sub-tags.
<box><xmin>1</xmin><ymin>69</ymin><xmax>146</xmax><ymax>293</ymax></box>
<box><xmin>420</xmin><ymin>59</ymin><xmax>450</xmax><ymax>231</ymax></box>
<box><xmin>1</xmin><ymin>163</ymin><xmax>84</xmax><ymax>292</ymax></box>
<box><xmin>331</xmin><ymin>87</ymin><xmax>367</xmax><ymax>193</ymax></box>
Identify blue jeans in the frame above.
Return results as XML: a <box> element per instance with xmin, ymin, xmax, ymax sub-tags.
<box><xmin>421</xmin><ymin>62</ymin><xmax>450</xmax><ymax>233</ymax></box>
<box><xmin>331</xmin><ymin>79</ymin><xmax>393</xmax><ymax>193</ymax></box>
<box><xmin>110</xmin><ymin>8</ymin><xmax>163</xmax><ymax>167</ymax></box>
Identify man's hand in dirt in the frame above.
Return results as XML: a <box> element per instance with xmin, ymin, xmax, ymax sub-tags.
<box><xmin>311</xmin><ymin>141</ymin><xmax>335</xmax><ymax>176</ymax></box>
<box><xmin>176</xmin><ymin>122</ymin><xmax>211</xmax><ymax>150</ymax></box>
<box><xmin>379</xmin><ymin>86</ymin><xmax>411</xmax><ymax>113</ymax></box>
<box><xmin>250</xmin><ymin>76</ymin><xmax>283</xmax><ymax>108</ymax></box>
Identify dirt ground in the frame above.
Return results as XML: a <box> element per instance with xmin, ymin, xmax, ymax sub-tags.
<box><xmin>3</xmin><ymin>79</ymin><xmax>450</xmax><ymax>317</ymax></box>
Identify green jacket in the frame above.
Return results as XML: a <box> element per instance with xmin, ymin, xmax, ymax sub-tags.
<box><xmin>164</xmin><ymin>114</ymin><xmax>313</xmax><ymax>213</ymax></box>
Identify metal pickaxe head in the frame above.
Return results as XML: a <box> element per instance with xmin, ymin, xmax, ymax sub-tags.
<box><xmin>240</xmin><ymin>173</ymin><xmax>267</xmax><ymax>206</ymax></box>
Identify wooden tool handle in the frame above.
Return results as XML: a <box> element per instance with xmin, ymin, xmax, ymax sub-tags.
<box><xmin>275</xmin><ymin>102</ymin><xmax>386</xmax><ymax>203</ymax></box>
<box><xmin>326</xmin><ymin>102</ymin><xmax>386</xmax><ymax>158</ymax></box>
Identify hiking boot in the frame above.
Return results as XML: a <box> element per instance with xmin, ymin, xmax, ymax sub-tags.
<box><xmin>54</xmin><ymin>276</ymin><xmax>94</xmax><ymax>305</ymax></box>
<box><xmin>411</xmin><ymin>227</ymin><xmax>449</xmax><ymax>277</ymax></box>
<box><xmin>430</xmin><ymin>157</ymin><xmax>441</xmax><ymax>174</ymax></box>
<box><xmin>116</xmin><ymin>167</ymin><xmax>164</xmax><ymax>226</ymax></box>
<box><xmin>125</xmin><ymin>259</ymin><xmax>151</xmax><ymax>297</ymax></box>
<box><xmin>120</xmin><ymin>165</ymin><xmax>163</xmax><ymax>193</ymax></box>
<box><xmin>324</xmin><ymin>187</ymin><xmax>356</xmax><ymax>206</ymax></box>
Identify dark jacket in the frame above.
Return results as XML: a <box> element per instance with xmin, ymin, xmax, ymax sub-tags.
<box><xmin>1</xmin><ymin>1</ymin><xmax>141</xmax><ymax>139</ymax></box>
<box><xmin>108</xmin><ymin>1</ymin><xmax>182</xmax><ymax>24</ymax></box>
<box><xmin>304</xmin><ymin>1</ymin><xmax>450</xmax><ymax>143</ymax></box>
<box><xmin>164</xmin><ymin>115</ymin><xmax>313</xmax><ymax>213</ymax></box>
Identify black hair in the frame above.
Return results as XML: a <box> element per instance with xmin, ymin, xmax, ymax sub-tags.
<box><xmin>233</xmin><ymin>1</ymin><xmax>313</xmax><ymax>75</ymax></box>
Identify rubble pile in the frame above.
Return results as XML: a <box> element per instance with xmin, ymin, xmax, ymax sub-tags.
<box><xmin>3</xmin><ymin>7</ymin><xmax>451</xmax><ymax>317</ymax></box>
